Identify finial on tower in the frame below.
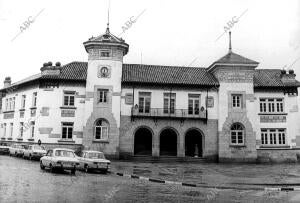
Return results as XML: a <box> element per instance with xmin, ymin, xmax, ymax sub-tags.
<box><xmin>229</xmin><ymin>31</ymin><xmax>232</xmax><ymax>53</ymax></box>
<box><xmin>106</xmin><ymin>0</ymin><xmax>110</xmax><ymax>34</ymax></box>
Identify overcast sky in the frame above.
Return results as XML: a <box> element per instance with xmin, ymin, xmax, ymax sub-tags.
<box><xmin>0</xmin><ymin>0</ymin><xmax>299</xmax><ymax>84</ymax></box>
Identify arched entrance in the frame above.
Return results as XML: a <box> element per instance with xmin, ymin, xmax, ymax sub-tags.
<box><xmin>134</xmin><ymin>127</ymin><xmax>152</xmax><ymax>155</ymax></box>
<box><xmin>185</xmin><ymin>129</ymin><xmax>203</xmax><ymax>157</ymax></box>
<box><xmin>160</xmin><ymin>128</ymin><xmax>177</xmax><ymax>156</ymax></box>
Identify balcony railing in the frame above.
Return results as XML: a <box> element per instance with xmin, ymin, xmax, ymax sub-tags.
<box><xmin>131</xmin><ymin>107</ymin><xmax>207</xmax><ymax>119</ymax></box>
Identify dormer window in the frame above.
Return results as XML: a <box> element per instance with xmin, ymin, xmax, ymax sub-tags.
<box><xmin>100</xmin><ymin>51</ymin><xmax>110</xmax><ymax>57</ymax></box>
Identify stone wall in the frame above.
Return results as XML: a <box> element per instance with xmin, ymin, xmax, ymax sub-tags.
<box><xmin>257</xmin><ymin>148</ymin><xmax>300</xmax><ymax>163</ymax></box>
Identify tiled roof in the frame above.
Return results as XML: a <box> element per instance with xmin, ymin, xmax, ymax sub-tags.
<box><xmin>87</xmin><ymin>28</ymin><xmax>125</xmax><ymax>44</ymax></box>
<box><xmin>216</xmin><ymin>52</ymin><xmax>259</xmax><ymax>64</ymax></box>
<box><xmin>60</xmin><ymin>61</ymin><xmax>87</xmax><ymax>80</ymax></box>
<box><xmin>2</xmin><ymin>62</ymin><xmax>300</xmax><ymax>91</ymax></box>
<box><xmin>11</xmin><ymin>73</ymin><xmax>42</xmax><ymax>86</ymax></box>
<box><xmin>208</xmin><ymin>51</ymin><xmax>259</xmax><ymax>70</ymax></box>
<box><xmin>254</xmin><ymin>69</ymin><xmax>300</xmax><ymax>88</ymax></box>
<box><xmin>122</xmin><ymin>64</ymin><xmax>219</xmax><ymax>86</ymax></box>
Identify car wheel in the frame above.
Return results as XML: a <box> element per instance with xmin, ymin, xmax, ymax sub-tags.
<box><xmin>40</xmin><ymin>161</ymin><xmax>45</xmax><ymax>170</ymax></box>
<box><xmin>71</xmin><ymin>168</ymin><xmax>76</xmax><ymax>175</ymax></box>
<box><xmin>84</xmin><ymin>165</ymin><xmax>89</xmax><ymax>173</ymax></box>
<box><xmin>49</xmin><ymin>164</ymin><xmax>54</xmax><ymax>173</ymax></box>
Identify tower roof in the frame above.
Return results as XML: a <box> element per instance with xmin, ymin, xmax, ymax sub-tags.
<box><xmin>207</xmin><ymin>51</ymin><xmax>259</xmax><ymax>71</ymax></box>
<box><xmin>83</xmin><ymin>27</ymin><xmax>129</xmax><ymax>55</ymax></box>
<box><xmin>214</xmin><ymin>51</ymin><xmax>259</xmax><ymax>65</ymax></box>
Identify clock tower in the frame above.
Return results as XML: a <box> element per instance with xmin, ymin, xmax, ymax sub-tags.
<box><xmin>82</xmin><ymin>25</ymin><xmax>129</xmax><ymax>158</ymax></box>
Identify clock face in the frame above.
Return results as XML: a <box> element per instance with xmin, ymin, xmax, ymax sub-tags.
<box><xmin>98</xmin><ymin>66</ymin><xmax>110</xmax><ymax>78</ymax></box>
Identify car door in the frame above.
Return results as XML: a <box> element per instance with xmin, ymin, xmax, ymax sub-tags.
<box><xmin>44</xmin><ymin>150</ymin><xmax>53</xmax><ymax>167</ymax></box>
<box><xmin>78</xmin><ymin>152</ymin><xmax>85</xmax><ymax>169</ymax></box>
<box><xmin>25</xmin><ymin>146</ymin><xmax>31</xmax><ymax>157</ymax></box>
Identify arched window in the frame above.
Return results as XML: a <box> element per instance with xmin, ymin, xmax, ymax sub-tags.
<box><xmin>230</xmin><ymin>123</ymin><xmax>244</xmax><ymax>145</ymax></box>
<box><xmin>94</xmin><ymin>119</ymin><xmax>109</xmax><ymax>140</ymax></box>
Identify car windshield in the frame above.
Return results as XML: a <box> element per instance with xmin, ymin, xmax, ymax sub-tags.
<box><xmin>33</xmin><ymin>146</ymin><xmax>45</xmax><ymax>150</ymax></box>
<box><xmin>87</xmin><ymin>152</ymin><xmax>105</xmax><ymax>159</ymax></box>
<box><xmin>55</xmin><ymin>150</ymin><xmax>75</xmax><ymax>157</ymax></box>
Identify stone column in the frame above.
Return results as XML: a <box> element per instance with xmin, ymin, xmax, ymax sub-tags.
<box><xmin>178</xmin><ymin>132</ymin><xmax>185</xmax><ymax>157</ymax></box>
<box><xmin>152</xmin><ymin>132</ymin><xmax>159</xmax><ymax>157</ymax></box>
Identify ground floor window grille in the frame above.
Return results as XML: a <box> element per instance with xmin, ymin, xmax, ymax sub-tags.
<box><xmin>62</xmin><ymin>122</ymin><xmax>73</xmax><ymax>139</ymax></box>
<box><xmin>230</xmin><ymin>123</ymin><xmax>244</xmax><ymax>145</ymax></box>
<box><xmin>94</xmin><ymin>119</ymin><xmax>109</xmax><ymax>140</ymax></box>
<box><xmin>19</xmin><ymin>122</ymin><xmax>24</xmax><ymax>138</ymax></box>
<box><xmin>30</xmin><ymin>121</ymin><xmax>35</xmax><ymax>138</ymax></box>
<box><xmin>2</xmin><ymin>124</ymin><xmax>6</xmax><ymax>138</ymax></box>
<box><xmin>261</xmin><ymin>129</ymin><xmax>286</xmax><ymax>146</ymax></box>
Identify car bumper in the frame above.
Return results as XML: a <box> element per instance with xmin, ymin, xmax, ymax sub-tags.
<box><xmin>88</xmin><ymin>163</ymin><xmax>110</xmax><ymax>170</ymax></box>
<box><xmin>0</xmin><ymin>149</ymin><xmax>9</xmax><ymax>154</ymax></box>
<box><xmin>53</xmin><ymin>163</ymin><xmax>78</xmax><ymax>170</ymax></box>
<box><xmin>32</xmin><ymin>153</ymin><xmax>46</xmax><ymax>158</ymax></box>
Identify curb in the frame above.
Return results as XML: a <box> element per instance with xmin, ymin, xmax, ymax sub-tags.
<box><xmin>113</xmin><ymin>172</ymin><xmax>262</xmax><ymax>191</ymax></box>
<box><xmin>115</xmin><ymin>172</ymin><xmax>197</xmax><ymax>187</ymax></box>
<box><xmin>265</xmin><ymin>187</ymin><xmax>300</xmax><ymax>191</ymax></box>
<box><xmin>114</xmin><ymin>172</ymin><xmax>300</xmax><ymax>192</ymax></box>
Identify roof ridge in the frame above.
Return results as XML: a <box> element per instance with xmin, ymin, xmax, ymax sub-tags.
<box><xmin>123</xmin><ymin>63</ymin><xmax>207</xmax><ymax>69</ymax></box>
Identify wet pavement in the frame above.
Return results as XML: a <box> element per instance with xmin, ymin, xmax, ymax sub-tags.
<box><xmin>1</xmin><ymin>155</ymin><xmax>300</xmax><ymax>202</ymax></box>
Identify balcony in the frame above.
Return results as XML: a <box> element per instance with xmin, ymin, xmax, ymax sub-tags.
<box><xmin>131</xmin><ymin>107</ymin><xmax>207</xmax><ymax>120</ymax></box>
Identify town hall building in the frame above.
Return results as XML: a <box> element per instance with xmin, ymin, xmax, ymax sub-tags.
<box><xmin>1</xmin><ymin>25</ymin><xmax>300</xmax><ymax>162</ymax></box>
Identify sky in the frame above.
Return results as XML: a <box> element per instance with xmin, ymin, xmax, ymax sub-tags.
<box><xmin>0</xmin><ymin>0</ymin><xmax>300</xmax><ymax>84</ymax></box>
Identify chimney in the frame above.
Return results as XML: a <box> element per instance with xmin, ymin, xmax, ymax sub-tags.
<box><xmin>281</xmin><ymin>69</ymin><xmax>296</xmax><ymax>84</ymax></box>
<box><xmin>4</xmin><ymin>77</ymin><xmax>11</xmax><ymax>88</ymax></box>
<box><xmin>40</xmin><ymin>61</ymin><xmax>62</xmax><ymax>76</ymax></box>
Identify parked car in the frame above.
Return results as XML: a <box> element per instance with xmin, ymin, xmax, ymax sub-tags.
<box><xmin>77</xmin><ymin>151</ymin><xmax>110</xmax><ymax>173</ymax></box>
<box><xmin>0</xmin><ymin>143</ymin><xmax>10</xmax><ymax>155</ymax></box>
<box><xmin>40</xmin><ymin>148</ymin><xmax>79</xmax><ymax>174</ymax></box>
<box><xmin>9</xmin><ymin>144</ymin><xmax>27</xmax><ymax>157</ymax></box>
<box><xmin>23</xmin><ymin>145</ymin><xmax>47</xmax><ymax>160</ymax></box>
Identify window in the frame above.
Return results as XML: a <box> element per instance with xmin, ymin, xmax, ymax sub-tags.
<box><xmin>21</xmin><ymin>95</ymin><xmax>26</xmax><ymax>109</ymax></box>
<box><xmin>30</xmin><ymin>121</ymin><xmax>35</xmax><ymax>138</ymax></box>
<box><xmin>94</xmin><ymin>119</ymin><xmax>109</xmax><ymax>140</ymax></box>
<box><xmin>9</xmin><ymin>123</ymin><xmax>13</xmax><ymax>138</ymax></box>
<box><xmin>32</xmin><ymin>92</ymin><xmax>37</xmax><ymax>107</ymax></box>
<box><xmin>138</xmin><ymin>92</ymin><xmax>151</xmax><ymax>113</ymax></box>
<box><xmin>230</xmin><ymin>123</ymin><xmax>244</xmax><ymax>145</ymax></box>
<box><xmin>100</xmin><ymin>51</ymin><xmax>110</xmax><ymax>57</ymax></box>
<box><xmin>12</xmin><ymin>97</ymin><xmax>15</xmax><ymax>110</ymax></box>
<box><xmin>46</xmin><ymin>150</ymin><xmax>53</xmax><ymax>157</ymax></box>
<box><xmin>2</xmin><ymin>123</ymin><xmax>6</xmax><ymax>138</ymax></box>
<box><xmin>5</xmin><ymin>99</ymin><xmax>8</xmax><ymax>111</ymax></box>
<box><xmin>163</xmin><ymin>93</ymin><xmax>176</xmax><ymax>114</ymax></box>
<box><xmin>232</xmin><ymin>94</ymin><xmax>242</xmax><ymax>108</ymax></box>
<box><xmin>63</xmin><ymin>91</ymin><xmax>75</xmax><ymax>106</ymax></box>
<box><xmin>98</xmin><ymin>89</ymin><xmax>108</xmax><ymax>103</ymax></box>
<box><xmin>6</xmin><ymin>98</ymin><xmax>15</xmax><ymax>111</ymax></box>
<box><xmin>259</xmin><ymin>98</ymin><xmax>284</xmax><ymax>113</ymax></box>
<box><xmin>261</xmin><ymin>129</ymin><xmax>286</xmax><ymax>146</ymax></box>
<box><xmin>188</xmin><ymin>94</ymin><xmax>200</xmax><ymax>115</ymax></box>
<box><xmin>61</xmin><ymin>123</ymin><xmax>73</xmax><ymax>140</ymax></box>
<box><xmin>19</xmin><ymin>122</ymin><xmax>24</xmax><ymax>138</ymax></box>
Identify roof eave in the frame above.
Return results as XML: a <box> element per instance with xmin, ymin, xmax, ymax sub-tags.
<box><xmin>207</xmin><ymin>62</ymin><xmax>259</xmax><ymax>72</ymax></box>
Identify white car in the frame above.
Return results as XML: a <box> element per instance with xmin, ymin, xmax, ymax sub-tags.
<box><xmin>9</xmin><ymin>144</ymin><xmax>27</xmax><ymax>157</ymax></box>
<box><xmin>23</xmin><ymin>145</ymin><xmax>46</xmax><ymax>160</ymax></box>
<box><xmin>77</xmin><ymin>150</ymin><xmax>110</xmax><ymax>173</ymax></box>
<box><xmin>40</xmin><ymin>148</ymin><xmax>79</xmax><ymax>174</ymax></box>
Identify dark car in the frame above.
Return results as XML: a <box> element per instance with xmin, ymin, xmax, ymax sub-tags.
<box><xmin>0</xmin><ymin>143</ymin><xmax>10</xmax><ymax>155</ymax></box>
